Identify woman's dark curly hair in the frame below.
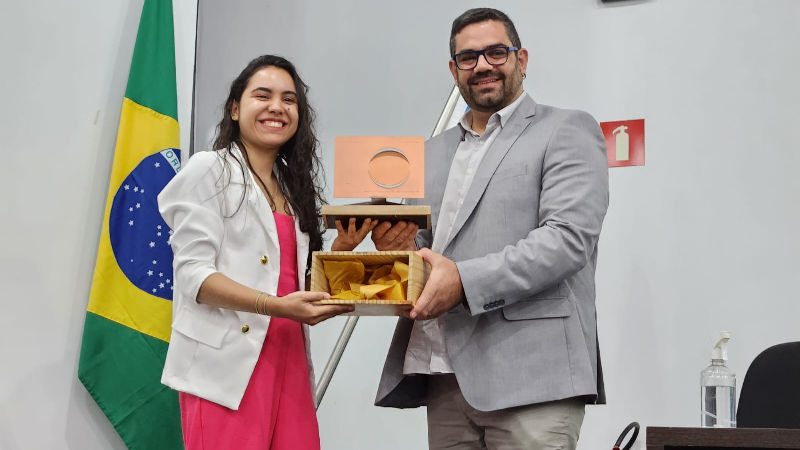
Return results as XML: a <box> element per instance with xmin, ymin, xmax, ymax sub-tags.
<box><xmin>212</xmin><ymin>54</ymin><xmax>326</xmax><ymax>255</ymax></box>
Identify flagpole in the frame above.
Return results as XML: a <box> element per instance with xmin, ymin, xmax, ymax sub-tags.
<box><xmin>188</xmin><ymin>0</ymin><xmax>201</xmax><ymax>157</ymax></box>
<box><xmin>314</xmin><ymin>84</ymin><xmax>462</xmax><ymax>410</ymax></box>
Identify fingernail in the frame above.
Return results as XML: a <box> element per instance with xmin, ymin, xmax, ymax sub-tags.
<box><xmin>410</xmin><ymin>311</ymin><xmax>417</xmax><ymax>319</ymax></box>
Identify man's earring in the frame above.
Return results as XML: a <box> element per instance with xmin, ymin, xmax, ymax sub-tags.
<box><xmin>522</xmin><ymin>73</ymin><xmax>527</xmax><ymax>80</ymax></box>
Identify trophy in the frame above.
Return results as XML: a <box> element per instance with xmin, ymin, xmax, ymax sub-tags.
<box><xmin>310</xmin><ymin>136</ymin><xmax>431</xmax><ymax>316</ymax></box>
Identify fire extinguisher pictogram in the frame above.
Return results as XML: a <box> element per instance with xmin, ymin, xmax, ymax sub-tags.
<box><xmin>613</xmin><ymin>125</ymin><xmax>629</xmax><ymax>161</ymax></box>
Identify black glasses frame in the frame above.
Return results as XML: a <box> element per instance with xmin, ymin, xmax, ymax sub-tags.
<box><xmin>452</xmin><ymin>46</ymin><xmax>520</xmax><ymax>70</ymax></box>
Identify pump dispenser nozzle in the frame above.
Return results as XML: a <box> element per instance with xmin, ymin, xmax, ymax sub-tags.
<box><xmin>711</xmin><ymin>331</ymin><xmax>731</xmax><ymax>361</ymax></box>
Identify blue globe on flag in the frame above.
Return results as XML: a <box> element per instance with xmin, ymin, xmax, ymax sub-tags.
<box><xmin>109</xmin><ymin>148</ymin><xmax>181</xmax><ymax>301</ymax></box>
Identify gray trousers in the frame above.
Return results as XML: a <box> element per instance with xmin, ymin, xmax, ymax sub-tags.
<box><xmin>427</xmin><ymin>374</ymin><xmax>585</xmax><ymax>450</ymax></box>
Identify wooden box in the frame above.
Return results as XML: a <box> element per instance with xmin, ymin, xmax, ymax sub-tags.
<box><xmin>310</xmin><ymin>251</ymin><xmax>430</xmax><ymax>316</ymax></box>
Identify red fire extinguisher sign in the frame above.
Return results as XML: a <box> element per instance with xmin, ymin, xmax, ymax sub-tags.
<box><xmin>600</xmin><ymin>119</ymin><xmax>645</xmax><ymax>168</ymax></box>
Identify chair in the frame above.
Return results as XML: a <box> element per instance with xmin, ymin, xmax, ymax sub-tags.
<box><xmin>737</xmin><ymin>341</ymin><xmax>800</xmax><ymax>429</ymax></box>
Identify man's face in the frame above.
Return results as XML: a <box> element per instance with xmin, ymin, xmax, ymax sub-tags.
<box><xmin>449</xmin><ymin>20</ymin><xmax>528</xmax><ymax>114</ymax></box>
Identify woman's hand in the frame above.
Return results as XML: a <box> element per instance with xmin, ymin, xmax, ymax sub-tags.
<box><xmin>331</xmin><ymin>218</ymin><xmax>376</xmax><ymax>251</ymax></box>
<box><xmin>266</xmin><ymin>291</ymin><xmax>355</xmax><ymax>325</ymax></box>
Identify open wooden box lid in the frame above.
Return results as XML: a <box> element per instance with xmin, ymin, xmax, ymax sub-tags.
<box><xmin>310</xmin><ymin>251</ymin><xmax>430</xmax><ymax>316</ymax></box>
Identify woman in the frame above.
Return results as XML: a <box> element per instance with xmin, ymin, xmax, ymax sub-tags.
<box><xmin>158</xmin><ymin>55</ymin><xmax>373</xmax><ymax>450</ymax></box>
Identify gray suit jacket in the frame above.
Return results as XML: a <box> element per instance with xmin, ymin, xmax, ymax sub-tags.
<box><xmin>375</xmin><ymin>95</ymin><xmax>609</xmax><ymax>412</ymax></box>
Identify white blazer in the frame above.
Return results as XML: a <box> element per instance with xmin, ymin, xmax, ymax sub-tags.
<box><xmin>158</xmin><ymin>144</ymin><xmax>313</xmax><ymax>410</ymax></box>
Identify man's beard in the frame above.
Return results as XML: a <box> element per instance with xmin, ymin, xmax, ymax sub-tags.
<box><xmin>458</xmin><ymin>63</ymin><xmax>523</xmax><ymax>113</ymax></box>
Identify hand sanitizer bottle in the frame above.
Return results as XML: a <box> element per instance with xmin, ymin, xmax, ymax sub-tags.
<box><xmin>700</xmin><ymin>331</ymin><xmax>737</xmax><ymax>427</ymax></box>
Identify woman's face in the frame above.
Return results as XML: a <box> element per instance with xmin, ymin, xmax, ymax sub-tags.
<box><xmin>231</xmin><ymin>66</ymin><xmax>300</xmax><ymax>153</ymax></box>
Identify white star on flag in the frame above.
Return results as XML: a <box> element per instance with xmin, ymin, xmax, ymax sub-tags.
<box><xmin>129</xmin><ymin>220</ymin><xmax>134</xmax><ymax>226</ymax></box>
<box><xmin>148</xmin><ymin>270</ymin><xmax>153</xmax><ymax>276</ymax></box>
<box><xmin>136</xmin><ymin>203</ymin><xmax>141</xmax><ymax>209</ymax></box>
<box><xmin>124</xmin><ymin>185</ymin><xmax>130</xmax><ymax>190</ymax></box>
<box><xmin>134</xmin><ymin>186</ymin><xmax>139</xmax><ymax>192</ymax></box>
<box><xmin>154</xmin><ymin>162</ymin><xmax>160</xmax><ymax>168</ymax></box>
<box><xmin>149</xmin><ymin>242</ymin><xmax>155</xmax><ymax>248</ymax></box>
<box><xmin>159</xmin><ymin>283</ymin><xmax>164</xmax><ymax>288</ymax></box>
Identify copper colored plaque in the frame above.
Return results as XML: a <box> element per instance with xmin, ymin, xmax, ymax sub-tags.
<box><xmin>334</xmin><ymin>136</ymin><xmax>424</xmax><ymax>198</ymax></box>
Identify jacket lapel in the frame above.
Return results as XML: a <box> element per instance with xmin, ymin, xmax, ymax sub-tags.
<box><xmin>227</xmin><ymin>144</ymin><xmax>281</xmax><ymax>251</ymax></box>
<box><xmin>443</xmin><ymin>95</ymin><xmax>537</xmax><ymax>252</ymax></box>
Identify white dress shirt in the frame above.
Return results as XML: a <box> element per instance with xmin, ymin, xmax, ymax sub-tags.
<box><xmin>403</xmin><ymin>92</ymin><xmax>526</xmax><ymax>375</ymax></box>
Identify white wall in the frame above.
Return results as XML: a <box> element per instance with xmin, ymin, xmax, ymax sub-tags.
<box><xmin>0</xmin><ymin>1</ymin><xmax>196</xmax><ymax>449</ymax></box>
<box><xmin>2</xmin><ymin>0</ymin><xmax>798</xmax><ymax>449</ymax></box>
<box><xmin>193</xmin><ymin>1</ymin><xmax>800</xmax><ymax>449</ymax></box>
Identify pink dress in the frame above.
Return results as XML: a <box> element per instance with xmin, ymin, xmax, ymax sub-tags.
<box><xmin>179</xmin><ymin>211</ymin><xmax>320</xmax><ymax>450</ymax></box>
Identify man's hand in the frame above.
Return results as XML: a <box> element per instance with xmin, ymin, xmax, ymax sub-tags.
<box><xmin>408</xmin><ymin>248</ymin><xmax>465</xmax><ymax>320</ymax></box>
<box><xmin>371</xmin><ymin>221</ymin><xmax>418</xmax><ymax>251</ymax></box>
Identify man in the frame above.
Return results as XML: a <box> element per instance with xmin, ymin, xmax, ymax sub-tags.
<box><xmin>371</xmin><ymin>7</ymin><xmax>609</xmax><ymax>450</ymax></box>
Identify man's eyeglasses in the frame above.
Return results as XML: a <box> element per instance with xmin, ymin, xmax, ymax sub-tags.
<box><xmin>452</xmin><ymin>46</ymin><xmax>520</xmax><ymax>70</ymax></box>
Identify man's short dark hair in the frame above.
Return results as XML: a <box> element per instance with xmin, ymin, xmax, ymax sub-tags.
<box><xmin>449</xmin><ymin>8</ymin><xmax>522</xmax><ymax>56</ymax></box>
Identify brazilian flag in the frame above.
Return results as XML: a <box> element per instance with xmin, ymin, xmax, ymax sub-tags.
<box><xmin>78</xmin><ymin>0</ymin><xmax>184</xmax><ymax>448</ymax></box>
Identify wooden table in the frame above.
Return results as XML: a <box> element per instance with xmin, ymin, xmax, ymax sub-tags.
<box><xmin>646</xmin><ymin>427</ymin><xmax>800</xmax><ymax>449</ymax></box>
